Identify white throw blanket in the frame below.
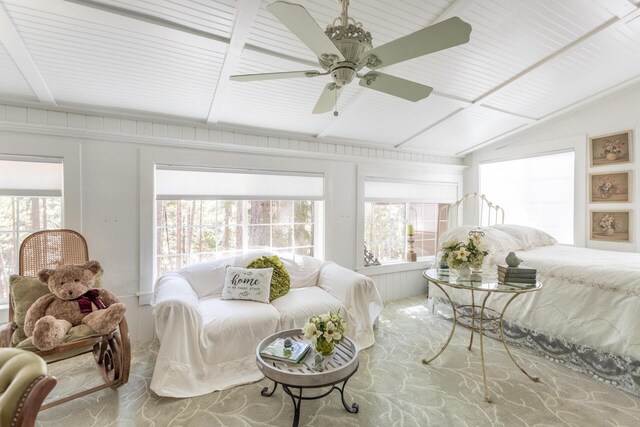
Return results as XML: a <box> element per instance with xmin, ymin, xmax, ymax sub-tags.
<box><xmin>150</xmin><ymin>261</ymin><xmax>383</xmax><ymax>398</ymax></box>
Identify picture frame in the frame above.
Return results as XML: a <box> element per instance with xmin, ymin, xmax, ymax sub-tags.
<box><xmin>589</xmin><ymin>130</ymin><xmax>633</xmax><ymax>167</ymax></box>
<box><xmin>589</xmin><ymin>171</ymin><xmax>632</xmax><ymax>203</ymax></box>
<box><xmin>590</xmin><ymin>210</ymin><xmax>632</xmax><ymax>242</ymax></box>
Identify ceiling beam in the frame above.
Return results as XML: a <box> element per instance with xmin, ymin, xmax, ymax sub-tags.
<box><xmin>207</xmin><ymin>1</ymin><xmax>269</xmax><ymax>123</ymax></box>
<box><xmin>205</xmin><ymin>0</ymin><xmax>262</xmax><ymax>124</ymax></box>
<box><xmin>62</xmin><ymin>0</ymin><xmax>230</xmax><ymax>44</ymax></box>
<box><xmin>0</xmin><ymin>1</ymin><xmax>56</xmax><ymax>106</ymax></box>
<box><xmin>397</xmin><ymin>3</ymin><xmax>640</xmax><ymax>152</ymax></box>
<box><xmin>315</xmin><ymin>0</ymin><xmax>474</xmax><ymax>140</ymax></box>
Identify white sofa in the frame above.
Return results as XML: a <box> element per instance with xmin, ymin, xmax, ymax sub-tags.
<box><xmin>150</xmin><ymin>251</ymin><xmax>383</xmax><ymax>398</ymax></box>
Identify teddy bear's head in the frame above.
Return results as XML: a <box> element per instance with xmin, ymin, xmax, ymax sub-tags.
<box><xmin>38</xmin><ymin>260</ymin><xmax>102</xmax><ymax>300</ymax></box>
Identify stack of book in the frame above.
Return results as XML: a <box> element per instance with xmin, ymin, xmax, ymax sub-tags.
<box><xmin>260</xmin><ymin>338</ymin><xmax>311</xmax><ymax>364</ymax></box>
<box><xmin>497</xmin><ymin>264</ymin><xmax>537</xmax><ymax>287</ymax></box>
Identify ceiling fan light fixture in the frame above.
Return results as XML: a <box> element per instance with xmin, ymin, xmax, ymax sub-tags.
<box><xmin>230</xmin><ymin>0</ymin><xmax>472</xmax><ymax>114</ymax></box>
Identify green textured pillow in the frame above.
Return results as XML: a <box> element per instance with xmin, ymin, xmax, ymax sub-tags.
<box><xmin>246</xmin><ymin>255</ymin><xmax>290</xmax><ymax>302</ymax></box>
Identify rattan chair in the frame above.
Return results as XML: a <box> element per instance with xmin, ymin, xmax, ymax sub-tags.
<box><xmin>0</xmin><ymin>229</ymin><xmax>130</xmax><ymax>409</ymax></box>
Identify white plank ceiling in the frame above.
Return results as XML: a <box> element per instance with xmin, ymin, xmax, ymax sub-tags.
<box><xmin>1</xmin><ymin>0</ymin><xmax>640</xmax><ymax>156</ymax></box>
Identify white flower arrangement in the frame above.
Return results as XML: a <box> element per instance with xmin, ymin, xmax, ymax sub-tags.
<box><xmin>440</xmin><ymin>232</ymin><xmax>489</xmax><ymax>269</ymax></box>
<box><xmin>302</xmin><ymin>311</ymin><xmax>346</xmax><ymax>345</ymax></box>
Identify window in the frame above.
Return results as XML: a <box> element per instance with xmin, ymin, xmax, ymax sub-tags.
<box><xmin>479</xmin><ymin>151</ymin><xmax>575</xmax><ymax>244</ymax></box>
<box><xmin>0</xmin><ymin>159</ymin><xmax>63</xmax><ymax>301</ymax></box>
<box><xmin>364</xmin><ymin>202</ymin><xmax>448</xmax><ymax>263</ymax></box>
<box><xmin>363</xmin><ymin>179</ymin><xmax>457</xmax><ymax>264</ymax></box>
<box><xmin>155</xmin><ymin>167</ymin><xmax>323</xmax><ymax>275</ymax></box>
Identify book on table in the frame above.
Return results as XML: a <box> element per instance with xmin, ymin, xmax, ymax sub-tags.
<box><xmin>260</xmin><ymin>338</ymin><xmax>311</xmax><ymax>364</ymax></box>
<box><xmin>498</xmin><ymin>276</ymin><xmax>537</xmax><ymax>284</ymax></box>
<box><xmin>498</xmin><ymin>273</ymin><xmax>537</xmax><ymax>283</ymax></box>
<box><xmin>497</xmin><ymin>264</ymin><xmax>536</xmax><ymax>274</ymax></box>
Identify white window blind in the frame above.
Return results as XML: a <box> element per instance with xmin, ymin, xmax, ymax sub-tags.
<box><xmin>479</xmin><ymin>151</ymin><xmax>575</xmax><ymax>244</ymax></box>
<box><xmin>156</xmin><ymin>167</ymin><xmax>324</xmax><ymax>200</ymax></box>
<box><xmin>364</xmin><ymin>179</ymin><xmax>458</xmax><ymax>203</ymax></box>
<box><xmin>0</xmin><ymin>158</ymin><xmax>62</xmax><ymax>195</ymax></box>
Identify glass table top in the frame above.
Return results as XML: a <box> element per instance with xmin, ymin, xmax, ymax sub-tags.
<box><xmin>423</xmin><ymin>268</ymin><xmax>542</xmax><ymax>294</ymax></box>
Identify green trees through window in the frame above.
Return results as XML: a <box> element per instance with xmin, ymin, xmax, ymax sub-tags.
<box><xmin>364</xmin><ymin>202</ymin><xmax>447</xmax><ymax>264</ymax></box>
<box><xmin>0</xmin><ymin>196</ymin><xmax>62</xmax><ymax>299</ymax></box>
<box><xmin>156</xmin><ymin>199</ymin><xmax>317</xmax><ymax>275</ymax></box>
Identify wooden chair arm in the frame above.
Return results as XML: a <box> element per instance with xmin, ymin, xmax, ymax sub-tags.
<box><xmin>0</xmin><ymin>322</ymin><xmax>16</xmax><ymax>348</ymax></box>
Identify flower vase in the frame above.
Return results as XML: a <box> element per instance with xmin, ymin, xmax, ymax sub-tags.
<box><xmin>606</xmin><ymin>228</ymin><xmax>615</xmax><ymax>236</ymax></box>
<box><xmin>315</xmin><ymin>336</ymin><xmax>335</xmax><ymax>356</ymax></box>
<box><xmin>456</xmin><ymin>264</ymin><xmax>471</xmax><ymax>278</ymax></box>
<box><xmin>606</xmin><ymin>153</ymin><xmax>618</xmax><ymax>161</ymax></box>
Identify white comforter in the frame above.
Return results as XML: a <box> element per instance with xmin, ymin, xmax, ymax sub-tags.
<box><xmin>432</xmin><ymin>245</ymin><xmax>640</xmax><ymax>361</ymax></box>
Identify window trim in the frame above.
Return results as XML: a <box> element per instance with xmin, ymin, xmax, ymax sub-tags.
<box><xmin>139</xmin><ymin>147</ymin><xmax>331</xmax><ymax>305</ymax></box>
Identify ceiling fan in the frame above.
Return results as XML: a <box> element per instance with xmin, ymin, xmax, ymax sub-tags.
<box><xmin>230</xmin><ymin>0</ymin><xmax>472</xmax><ymax>115</ymax></box>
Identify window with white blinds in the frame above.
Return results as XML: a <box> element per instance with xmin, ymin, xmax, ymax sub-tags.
<box><xmin>0</xmin><ymin>158</ymin><xmax>63</xmax><ymax>302</ymax></box>
<box><xmin>155</xmin><ymin>167</ymin><xmax>324</xmax><ymax>274</ymax></box>
<box><xmin>479</xmin><ymin>151</ymin><xmax>575</xmax><ymax>244</ymax></box>
<box><xmin>363</xmin><ymin>179</ymin><xmax>457</xmax><ymax>264</ymax></box>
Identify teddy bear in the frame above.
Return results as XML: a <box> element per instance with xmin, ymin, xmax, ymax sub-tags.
<box><xmin>24</xmin><ymin>260</ymin><xmax>126</xmax><ymax>351</ymax></box>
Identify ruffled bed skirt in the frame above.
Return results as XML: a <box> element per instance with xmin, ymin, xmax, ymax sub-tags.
<box><xmin>433</xmin><ymin>297</ymin><xmax>640</xmax><ymax>397</ymax></box>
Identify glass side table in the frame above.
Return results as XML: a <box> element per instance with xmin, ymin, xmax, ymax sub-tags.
<box><xmin>422</xmin><ymin>268</ymin><xmax>542</xmax><ymax>403</ymax></box>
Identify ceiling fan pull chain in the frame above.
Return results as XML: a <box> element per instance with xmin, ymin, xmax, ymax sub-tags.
<box><xmin>334</xmin><ymin>86</ymin><xmax>339</xmax><ymax>116</ymax></box>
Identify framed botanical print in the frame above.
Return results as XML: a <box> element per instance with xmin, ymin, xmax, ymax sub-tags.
<box><xmin>589</xmin><ymin>171</ymin><xmax>631</xmax><ymax>203</ymax></box>
<box><xmin>590</xmin><ymin>210</ymin><xmax>632</xmax><ymax>242</ymax></box>
<box><xmin>589</xmin><ymin>130</ymin><xmax>632</xmax><ymax>166</ymax></box>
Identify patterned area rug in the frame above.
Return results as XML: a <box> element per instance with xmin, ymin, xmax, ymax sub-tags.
<box><xmin>37</xmin><ymin>297</ymin><xmax>640</xmax><ymax>426</ymax></box>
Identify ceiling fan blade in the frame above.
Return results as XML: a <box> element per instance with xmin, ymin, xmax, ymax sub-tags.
<box><xmin>312</xmin><ymin>83</ymin><xmax>342</xmax><ymax>114</ymax></box>
<box><xmin>361</xmin><ymin>17</ymin><xmax>471</xmax><ymax>69</ymax></box>
<box><xmin>359</xmin><ymin>72</ymin><xmax>433</xmax><ymax>102</ymax></box>
<box><xmin>230</xmin><ymin>70</ymin><xmax>323</xmax><ymax>82</ymax></box>
<box><xmin>268</xmin><ymin>1</ymin><xmax>344</xmax><ymax>62</ymax></box>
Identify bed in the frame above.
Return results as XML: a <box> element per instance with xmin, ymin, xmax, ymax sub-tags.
<box><xmin>431</xmin><ymin>194</ymin><xmax>640</xmax><ymax>396</ymax></box>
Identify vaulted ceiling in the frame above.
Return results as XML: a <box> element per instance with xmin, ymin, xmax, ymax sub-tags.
<box><xmin>1</xmin><ymin>0</ymin><xmax>640</xmax><ymax>156</ymax></box>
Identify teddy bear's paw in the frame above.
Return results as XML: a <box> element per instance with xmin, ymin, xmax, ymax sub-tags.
<box><xmin>83</xmin><ymin>303</ymin><xmax>126</xmax><ymax>334</ymax></box>
<box><xmin>32</xmin><ymin>316</ymin><xmax>72</xmax><ymax>351</ymax></box>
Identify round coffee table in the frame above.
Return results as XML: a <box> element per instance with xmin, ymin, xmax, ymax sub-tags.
<box><xmin>256</xmin><ymin>329</ymin><xmax>359</xmax><ymax>427</ymax></box>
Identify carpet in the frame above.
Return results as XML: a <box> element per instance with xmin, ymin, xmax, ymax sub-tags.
<box><xmin>36</xmin><ymin>296</ymin><xmax>640</xmax><ymax>426</ymax></box>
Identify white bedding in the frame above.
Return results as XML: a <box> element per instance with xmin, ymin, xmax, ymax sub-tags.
<box><xmin>431</xmin><ymin>244</ymin><xmax>640</xmax><ymax>361</ymax></box>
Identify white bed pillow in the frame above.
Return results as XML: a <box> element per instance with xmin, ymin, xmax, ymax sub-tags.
<box><xmin>439</xmin><ymin>225</ymin><xmax>521</xmax><ymax>254</ymax></box>
<box><xmin>277</xmin><ymin>254</ymin><xmax>323</xmax><ymax>288</ymax></box>
<box><xmin>221</xmin><ymin>266</ymin><xmax>273</xmax><ymax>303</ymax></box>
<box><xmin>491</xmin><ymin>224</ymin><xmax>557</xmax><ymax>249</ymax></box>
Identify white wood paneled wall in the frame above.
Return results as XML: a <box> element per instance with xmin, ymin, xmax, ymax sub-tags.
<box><xmin>0</xmin><ymin>103</ymin><xmax>462</xmax><ymax>166</ymax></box>
<box><xmin>368</xmin><ymin>269</ymin><xmax>428</xmax><ymax>303</ymax></box>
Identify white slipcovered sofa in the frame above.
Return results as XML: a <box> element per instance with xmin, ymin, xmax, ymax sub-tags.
<box><xmin>150</xmin><ymin>251</ymin><xmax>383</xmax><ymax>398</ymax></box>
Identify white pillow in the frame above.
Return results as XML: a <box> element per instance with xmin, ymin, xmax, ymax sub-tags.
<box><xmin>439</xmin><ymin>225</ymin><xmax>521</xmax><ymax>254</ymax></box>
<box><xmin>278</xmin><ymin>254</ymin><xmax>323</xmax><ymax>288</ymax></box>
<box><xmin>491</xmin><ymin>224</ymin><xmax>557</xmax><ymax>249</ymax></box>
<box><xmin>221</xmin><ymin>266</ymin><xmax>273</xmax><ymax>303</ymax></box>
<box><xmin>179</xmin><ymin>250</ymin><xmax>273</xmax><ymax>299</ymax></box>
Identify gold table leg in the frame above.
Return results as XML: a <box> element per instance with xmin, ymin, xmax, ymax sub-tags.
<box><xmin>468</xmin><ymin>290</ymin><xmax>475</xmax><ymax>351</ymax></box>
<box><xmin>499</xmin><ymin>293</ymin><xmax>540</xmax><ymax>383</ymax></box>
<box><xmin>422</xmin><ymin>282</ymin><xmax>457</xmax><ymax>365</ymax></box>
<box><xmin>479</xmin><ymin>292</ymin><xmax>492</xmax><ymax>403</ymax></box>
